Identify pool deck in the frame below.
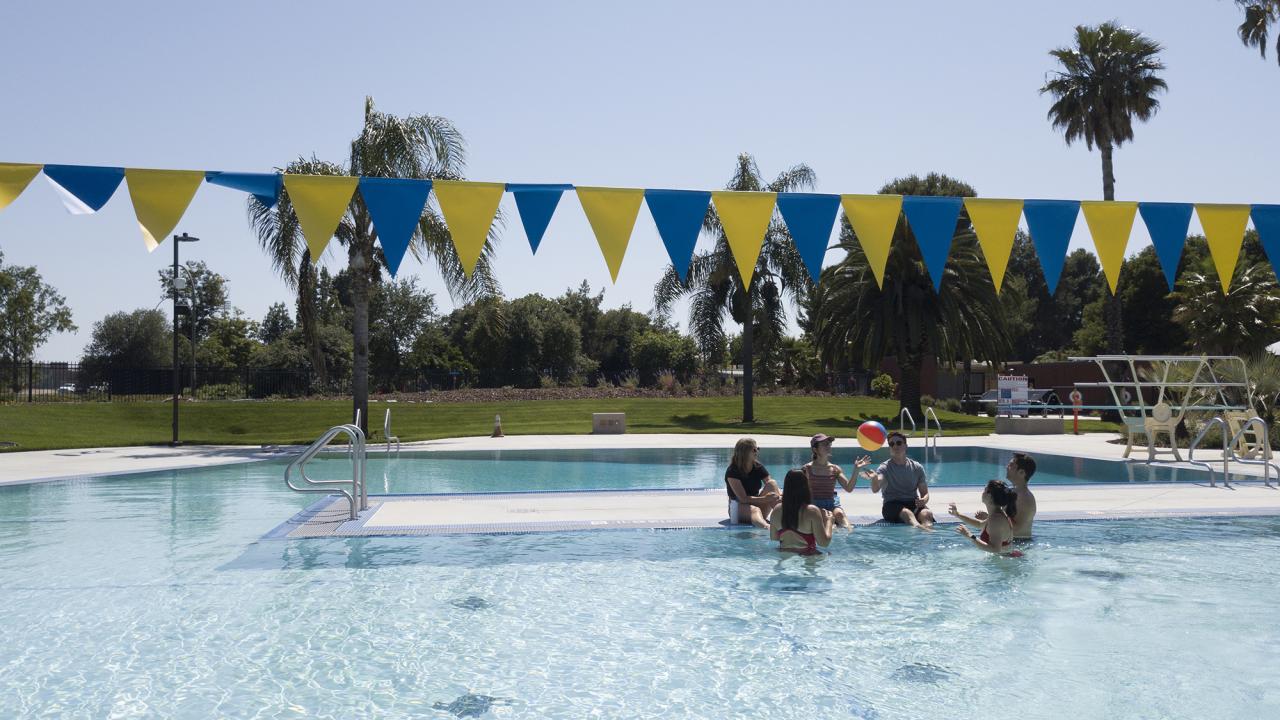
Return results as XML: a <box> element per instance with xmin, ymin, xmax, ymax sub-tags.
<box><xmin>3</xmin><ymin>432</ymin><xmax>1278</xmax><ymax>537</ymax></box>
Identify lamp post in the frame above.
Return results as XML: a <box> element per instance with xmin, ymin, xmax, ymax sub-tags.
<box><xmin>171</xmin><ymin>232</ymin><xmax>200</xmax><ymax>446</ymax></box>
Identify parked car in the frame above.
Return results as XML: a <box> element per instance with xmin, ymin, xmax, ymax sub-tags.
<box><xmin>56</xmin><ymin>383</ymin><xmax>77</xmax><ymax>395</ymax></box>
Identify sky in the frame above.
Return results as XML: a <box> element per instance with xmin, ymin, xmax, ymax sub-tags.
<box><xmin>1</xmin><ymin>1</ymin><xmax>1277</xmax><ymax>360</ymax></box>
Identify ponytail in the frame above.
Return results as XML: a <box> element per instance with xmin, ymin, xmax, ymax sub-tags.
<box><xmin>983</xmin><ymin>480</ymin><xmax>1018</xmax><ymax>519</ymax></box>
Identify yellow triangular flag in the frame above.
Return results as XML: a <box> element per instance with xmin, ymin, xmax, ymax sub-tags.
<box><xmin>711</xmin><ymin>191</ymin><xmax>776</xmax><ymax>287</ymax></box>
<box><xmin>840</xmin><ymin>194</ymin><xmax>903</xmax><ymax>288</ymax></box>
<box><xmin>124</xmin><ymin>169</ymin><xmax>205</xmax><ymax>252</ymax></box>
<box><xmin>0</xmin><ymin>162</ymin><xmax>41</xmax><ymax>213</ymax></box>
<box><xmin>963</xmin><ymin>198</ymin><xmax>1023</xmax><ymax>292</ymax></box>
<box><xmin>433</xmin><ymin>180</ymin><xmax>506</xmax><ymax>276</ymax></box>
<box><xmin>1196</xmin><ymin>203</ymin><xmax>1252</xmax><ymax>293</ymax></box>
<box><xmin>282</xmin><ymin>174</ymin><xmax>358</xmax><ymax>261</ymax></box>
<box><xmin>576</xmin><ymin>186</ymin><xmax>645</xmax><ymax>282</ymax></box>
<box><xmin>1081</xmin><ymin>201</ymin><xmax>1138</xmax><ymax>293</ymax></box>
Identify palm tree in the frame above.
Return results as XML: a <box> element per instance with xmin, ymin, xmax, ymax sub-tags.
<box><xmin>1237</xmin><ymin>1</ymin><xmax>1280</xmax><ymax>65</ymax></box>
<box><xmin>1040</xmin><ymin>22</ymin><xmax>1167</xmax><ymax>353</ymax></box>
<box><xmin>808</xmin><ymin>173</ymin><xmax>1011</xmax><ymax>421</ymax></box>
<box><xmin>249</xmin><ymin>97</ymin><xmax>499</xmax><ymax>431</ymax></box>
<box><xmin>1171</xmin><ymin>262</ymin><xmax>1280</xmax><ymax>356</ymax></box>
<box><xmin>653</xmin><ymin>153</ymin><xmax>813</xmax><ymax>423</ymax></box>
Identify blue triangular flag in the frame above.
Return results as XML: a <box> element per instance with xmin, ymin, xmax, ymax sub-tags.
<box><xmin>645</xmin><ymin>189</ymin><xmax>711</xmax><ymax>282</ymax></box>
<box><xmin>1022</xmin><ymin>199</ymin><xmax>1081</xmax><ymax>295</ymax></box>
<box><xmin>507</xmin><ymin>183</ymin><xmax>571</xmax><ymax>253</ymax></box>
<box><xmin>205</xmin><ymin>171</ymin><xmax>283</xmax><ymax>209</ymax></box>
<box><xmin>777</xmin><ymin>193</ymin><xmax>840</xmax><ymax>283</ymax></box>
<box><xmin>1252</xmin><ymin>205</ymin><xmax>1280</xmax><ymax>283</ymax></box>
<box><xmin>1138</xmin><ymin>202</ymin><xmax>1193</xmax><ymax>290</ymax></box>
<box><xmin>901</xmin><ymin>195</ymin><xmax>963</xmax><ymax>290</ymax></box>
<box><xmin>358</xmin><ymin>177</ymin><xmax>431</xmax><ymax>277</ymax></box>
<box><xmin>42</xmin><ymin>164</ymin><xmax>125</xmax><ymax>214</ymax></box>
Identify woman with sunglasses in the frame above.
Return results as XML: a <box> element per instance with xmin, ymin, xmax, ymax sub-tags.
<box><xmin>725</xmin><ymin>438</ymin><xmax>780</xmax><ymax>528</ymax></box>
<box><xmin>859</xmin><ymin>431</ymin><xmax>935</xmax><ymax>528</ymax></box>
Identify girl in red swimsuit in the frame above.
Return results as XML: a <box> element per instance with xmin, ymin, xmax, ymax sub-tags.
<box><xmin>955</xmin><ymin>480</ymin><xmax>1023</xmax><ymax>557</ymax></box>
<box><xmin>769</xmin><ymin>470</ymin><xmax>834</xmax><ymax>555</ymax></box>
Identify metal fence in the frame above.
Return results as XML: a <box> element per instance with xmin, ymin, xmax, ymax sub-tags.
<box><xmin>0</xmin><ymin>361</ymin><xmax>313</xmax><ymax>402</ymax></box>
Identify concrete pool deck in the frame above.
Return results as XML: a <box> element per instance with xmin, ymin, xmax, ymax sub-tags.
<box><xmin>3</xmin><ymin>431</ymin><xmax>1277</xmax><ymax>537</ymax></box>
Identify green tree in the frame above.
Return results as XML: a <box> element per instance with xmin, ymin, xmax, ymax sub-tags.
<box><xmin>653</xmin><ymin>153</ymin><xmax>814</xmax><ymax>422</ymax></box>
<box><xmin>1237</xmin><ymin>1</ymin><xmax>1280</xmax><ymax>65</ymax></box>
<box><xmin>632</xmin><ymin>330</ymin><xmax>698</xmax><ymax>386</ymax></box>
<box><xmin>80</xmin><ymin>309</ymin><xmax>171</xmax><ymax>371</ymax></box>
<box><xmin>1041</xmin><ymin>21</ymin><xmax>1167</xmax><ymax>352</ymax></box>
<box><xmin>248</xmin><ymin>96</ymin><xmax>498</xmax><ymax>432</ymax></box>
<box><xmin>369</xmin><ymin>277</ymin><xmax>436</xmax><ymax>390</ymax></box>
<box><xmin>158</xmin><ymin>260</ymin><xmax>229</xmax><ymax>344</ymax></box>
<box><xmin>258</xmin><ymin>302</ymin><xmax>295</xmax><ymax>344</ymax></box>
<box><xmin>0</xmin><ymin>253</ymin><xmax>75</xmax><ymax>391</ymax></box>
<box><xmin>808</xmin><ymin>173</ymin><xmax>1011</xmax><ymax>420</ymax></box>
<box><xmin>1116</xmin><ymin>247</ymin><xmax>1185</xmax><ymax>354</ymax></box>
<box><xmin>1172</xmin><ymin>262</ymin><xmax>1280</xmax><ymax>355</ymax></box>
<box><xmin>196</xmin><ymin>312</ymin><xmax>261</xmax><ymax>369</ymax></box>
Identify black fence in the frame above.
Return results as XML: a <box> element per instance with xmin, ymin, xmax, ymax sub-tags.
<box><xmin>1</xmin><ymin>361</ymin><xmax>313</xmax><ymax>402</ymax></box>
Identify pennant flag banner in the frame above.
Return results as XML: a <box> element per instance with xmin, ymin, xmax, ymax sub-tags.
<box><xmin>1081</xmin><ymin>201</ymin><xmax>1137</xmax><ymax>293</ymax></box>
<box><xmin>1252</xmin><ymin>205</ymin><xmax>1280</xmax><ymax>283</ymax></box>
<box><xmin>777</xmin><ymin>193</ymin><xmax>840</xmax><ymax>283</ymax></box>
<box><xmin>902</xmin><ymin>195</ymin><xmax>963</xmax><ymax>290</ymax></box>
<box><xmin>1196</xmin><ymin>203</ymin><xmax>1252</xmax><ymax>293</ymax></box>
<box><xmin>577</xmin><ymin>186</ymin><xmax>645</xmax><ymax>282</ymax></box>
<box><xmin>281</xmin><ymin>174</ymin><xmax>358</xmax><ymax>261</ymax></box>
<box><xmin>0</xmin><ymin>162</ymin><xmax>41</xmax><ymax>212</ymax></box>
<box><xmin>840</xmin><ymin>194</ymin><xmax>902</xmax><ymax>288</ymax></box>
<box><xmin>645</xmin><ymin>188</ymin><xmax>710</xmax><ymax>282</ymax></box>
<box><xmin>508</xmin><ymin>183</ymin><xmax>571</xmax><ymax>254</ymax></box>
<box><xmin>125</xmin><ymin>169</ymin><xmax>204</xmax><ymax>251</ymax></box>
<box><xmin>712</xmin><ymin>191</ymin><xmax>776</xmax><ymax>287</ymax></box>
<box><xmin>205</xmin><ymin>171</ymin><xmax>283</xmax><ymax>208</ymax></box>
<box><xmin>42</xmin><ymin>164</ymin><xmax>125</xmax><ymax>214</ymax></box>
<box><xmin>358</xmin><ymin>177</ymin><xmax>431</xmax><ymax>277</ymax></box>
<box><xmin>1022</xmin><ymin>199</ymin><xmax>1079</xmax><ymax>295</ymax></box>
<box><xmin>963</xmin><ymin>198</ymin><xmax>1023</xmax><ymax>292</ymax></box>
<box><xmin>1137</xmin><ymin>202</ymin><xmax>1194</xmax><ymax>291</ymax></box>
<box><xmin>433</xmin><ymin>180</ymin><xmax>506</xmax><ymax>277</ymax></box>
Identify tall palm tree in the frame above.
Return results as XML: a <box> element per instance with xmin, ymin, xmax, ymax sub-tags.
<box><xmin>1040</xmin><ymin>22</ymin><xmax>1167</xmax><ymax>353</ymax></box>
<box><xmin>1237</xmin><ymin>1</ymin><xmax>1280</xmax><ymax>65</ymax></box>
<box><xmin>249</xmin><ymin>97</ymin><xmax>499</xmax><ymax>431</ymax></box>
<box><xmin>808</xmin><ymin>173</ymin><xmax>1011</xmax><ymax>421</ymax></box>
<box><xmin>1171</xmin><ymin>262</ymin><xmax>1280</xmax><ymax>356</ymax></box>
<box><xmin>653</xmin><ymin>153</ymin><xmax>813</xmax><ymax>423</ymax></box>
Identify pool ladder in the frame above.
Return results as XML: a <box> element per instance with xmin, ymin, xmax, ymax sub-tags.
<box><xmin>1186</xmin><ymin>415</ymin><xmax>1276</xmax><ymax>489</ymax></box>
<box><xmin>285</xmin><ymin>423</ymin><xmax>368</xmax><ymax>520</ymax></box>
<box><xmin>897</xmin><ymin>407</ymin><xmax>940</xmax><ymax>459</ymax></box>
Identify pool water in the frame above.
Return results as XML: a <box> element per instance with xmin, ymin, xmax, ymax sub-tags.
<box><xmin>1</xmin><ymin>455</ymin><xmax>1277</xmax><ymax>718</ymax></box>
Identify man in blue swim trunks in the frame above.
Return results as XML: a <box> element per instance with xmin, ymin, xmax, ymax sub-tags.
<box><xmin>860</xmin><ymin>431</ymin><xmax>934</xmax><ymax>528</ymax></box>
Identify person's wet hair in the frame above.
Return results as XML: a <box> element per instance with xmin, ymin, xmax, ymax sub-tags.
<box><xmin>984</xmin><ymin>479</ymin><xmax>1018</xmax><ymax>518</ymax></box>
<box><xmin>781</xmin><ymin>469</ymin><xmax>812</xmax><ymax>531</ymax></box>
<box><xmin>1012</xmin><ymin>453</ymin><xmax>1037</xmax><ymax>481</ymax></box>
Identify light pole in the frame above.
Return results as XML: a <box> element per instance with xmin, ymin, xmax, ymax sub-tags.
<box><xmin>172</xmin><ymin>232</ymin><xmax>200</xmax><ymax>446</ymax></box>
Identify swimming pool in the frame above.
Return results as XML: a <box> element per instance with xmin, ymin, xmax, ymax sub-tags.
<box><xmin>1</xmin><ymin>454</ymin><xmax>1276</xmax><ymax>718</ymax></box>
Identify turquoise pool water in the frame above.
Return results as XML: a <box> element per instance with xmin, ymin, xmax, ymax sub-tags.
<box><xmin>1</xmin><ymin>452</ymin><xmax>1276</xmax><ymax>718</ymax></box>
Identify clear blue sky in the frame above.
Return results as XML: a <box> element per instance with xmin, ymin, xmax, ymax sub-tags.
<box><xmin>1</xmin><ymin>0</ymin><xmax>1276</xmax><ymax>360</ymax></box>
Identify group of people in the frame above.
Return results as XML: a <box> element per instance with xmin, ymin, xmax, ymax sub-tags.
<box><xmin>724</xmin><ymin>433</ymin><xmax>1038</xmax><ymax>556</ymax></box>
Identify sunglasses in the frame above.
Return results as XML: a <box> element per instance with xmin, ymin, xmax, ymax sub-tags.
<box><xmin>888</xmin><ymin>440</ymin><xmax>906</xmax><ymax>447</ymax></box>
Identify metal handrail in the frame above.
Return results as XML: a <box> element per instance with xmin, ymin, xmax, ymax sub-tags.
<box><xmin>898</xmin><ymin>407</ymin><xmax>916</xmax><ymax>435</ymax></box>
<box><xmin>285</xmin><ymin>424</ymin><xmax>367</xmax><ymax>520</ymax></box>
<box><xmin>1228</xmin><ymin>416</ymin><xmax>1277</xmax><ymax>488</ymax></box>
<box><xmin>922</xmin><ymin>407</ymin><xmax>941</xmax><ymax>454</ymax></box>
<box><xmin>384</xmin><ymin>408</ymin><xmax>401</xmax><ymax>456</ymax></box>
<box><xmin>1187</xmin><ymin>417</ymin><xmax>1230</xmax><ymax>488</ymax></box>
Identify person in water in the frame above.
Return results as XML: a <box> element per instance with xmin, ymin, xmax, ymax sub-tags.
<box><xmin>949</xmin><ymin>453</ymin><xmax>1037</xmax><ymax>539</ymax></box>
<box><xmin>725</xmin><ymin>437</ymin><xmax>781</xmax><ymax>528</ymax></box>
<box><xmin>952</xmin><ymin>480</ymin><xmax>1022</xmax><ymax>556</ymax></box>
<box><xmin>770</xmin><ymin>469</ymin><xmax>834</xmax><ymax>554</ymax></box>
<box><xmin>860</xmin><ymin>431</ymin><xmax>935</xmax><ymax>528</ymax></box>
<box><xmin>801</xmin><ymin>433</ymin><xmax>867</xmax><ymax>529</ymax></box>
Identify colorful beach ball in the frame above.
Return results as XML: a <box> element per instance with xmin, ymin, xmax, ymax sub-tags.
<box><xmin>856</xmin><ymin>421</ymin><xmax>887</xmax><ymax>452</ymax></box>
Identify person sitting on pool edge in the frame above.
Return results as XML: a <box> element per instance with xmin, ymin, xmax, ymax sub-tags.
<box><xmin>725</xmin><ymin>437</ymin><xmax>781</xmax><ymax>528</ymax></box>
<box><xmin>770</xmin><ymin>469</ymin><xmax>833</xmax><ymax>554</ymax></box>
<box><xmin>801</xmin><ymin>433</ymin><xmax>867</xmax><ymax>530</ymax></box>
<box><xmin>859</xmin><ymin>431</ymin><xmax>934</xmax><ymax>528</ymax></box>
<box><xmin>953</xmin><ymin>480</ymin><xmax>1023</xmax><ymax>556</ymax></box>
<box><xmin>949</xmin><ymin>453</ymin><xmax>1037</xmax><ymax>539</ymax></box>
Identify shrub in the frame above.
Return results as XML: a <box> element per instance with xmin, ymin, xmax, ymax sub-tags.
<box><xmin>941</xmin><ymin>397</ymin><xmax>962</xmax><ymax>413</ymax></box>
<box><xmin>620</xmin><ymin>370</ymin><xmax>640</xmax><ymax>389</ymax></box>
<box><xmin>656</xmin><ymin>370</ymin><xmax>679</xmax><ymax>394</ymax></box>
<box><xmin>920</xmin><ymin>394</ymin><xmax>937</xmax><ymax>409</ymax></box>
<box><xmin>871</xmin><ymin>373</ymin><xmax>897</xmax><ymax>399</ymax></box>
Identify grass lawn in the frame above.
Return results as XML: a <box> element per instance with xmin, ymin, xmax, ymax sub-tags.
<box><xmin>0</xmin><ymin>396</ymin><xmax>1121</xmax><ymax>452</ymax></box>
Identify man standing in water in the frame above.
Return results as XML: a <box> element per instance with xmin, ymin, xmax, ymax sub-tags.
<box><xmin>860</xmin><ymin>431</ymin><xmax>934</xmax><ymax>528</ymax></box>
<box><xmin>950</xmin><ymin>453</ymin><xmax>1037</xmax><ymax>539</ymax></box>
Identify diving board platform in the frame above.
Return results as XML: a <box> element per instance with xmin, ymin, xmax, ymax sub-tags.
<box><xmin>266</xmin><ymin>483</ymin><xmax>1280</xmax><ymax>539</ymax></box>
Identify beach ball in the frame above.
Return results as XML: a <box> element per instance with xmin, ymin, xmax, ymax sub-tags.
<box><xmin>856</xmin><ymin>421</ymin><xmax>887</xmax><ymax>452</ymax></box>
